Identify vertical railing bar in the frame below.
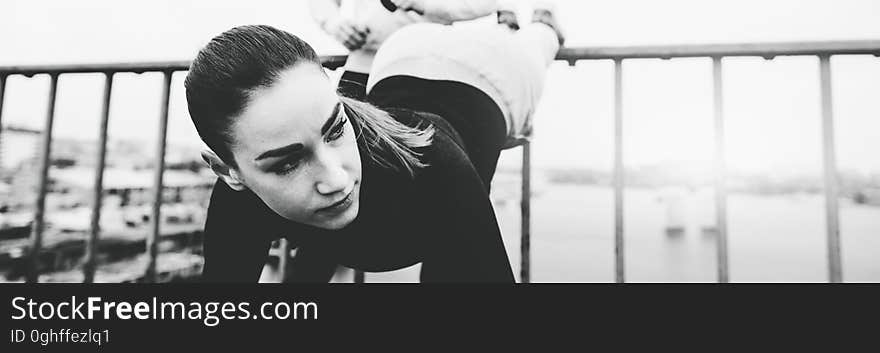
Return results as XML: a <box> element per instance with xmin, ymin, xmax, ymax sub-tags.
<box><xmin>819</xmin><ymin>55</ymin><xmax>843</xmax><ymax>283</ymax></box>
<box><xmin>712</xmin><ymin>57</ymin><xmax>730</xmax><ymax>283</ymax></box>
<box><xmin>83</xmin><ymin>72</ymin><xmax>114</xmax><ymax>283</ymax></box>
<box><xmin>27</xmin><ymin>73</ymin><xmax>59</xmax><ymax>283</ymax></box>
<box><xmin>277</xmin><ymin>238</ymin><xmax>289</xmax><ymax>282</ymax></box>
<box><xmin>145</xmin><ymin>71</ymin><xmax>173</xmax><ymax>283</ymax></box>
<box><xmin>613</xmin><ymin>59</ymin><xmax>625</xmax><ymax>283</ymax></box>
<box><xmin>0</xmin><ymin>74</ymin><xmax>7</xmax><ymax>156</ymax></box>
<box><xmin>521</xmin><ymin>140</ymin><xmax>532</xmax><ymax>283</ymax></box>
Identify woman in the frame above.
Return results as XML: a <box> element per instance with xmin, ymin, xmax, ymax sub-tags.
<box><xmin>186</xmin><ymin>6</ymin><xmax>563</xmax><ymax>282</ymax></box>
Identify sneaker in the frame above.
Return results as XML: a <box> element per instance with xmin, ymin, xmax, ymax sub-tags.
<box><xmin>531</xmin><ymin>2</ymin><xmax>565</xmax><ymax>46</ymax></box>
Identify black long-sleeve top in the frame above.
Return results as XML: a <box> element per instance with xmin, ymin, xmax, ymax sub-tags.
<box><xmin>200</xmin><ymin>108</ymin><xmax>515</xmax><ymax>282</ymax></box>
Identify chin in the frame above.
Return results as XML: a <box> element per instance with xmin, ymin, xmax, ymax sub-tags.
<box><xmin>318</xmin><ymin>201</ymin><xmax>359</xmax><ymax>230</ymax></box>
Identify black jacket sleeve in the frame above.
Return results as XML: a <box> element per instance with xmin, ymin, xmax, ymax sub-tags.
<box><xmin>201</xmin><ymin>180</ymin><xmax>276</xmax><ymax>282</ymax></box>
<box><xmin>286</xmin><ymin>245</ymin><xmax>338</xmax><ymax>282</ymax></box>
<box><xmin>201</xmin><ymin>179</ymin><xmax>339</xmax><ymax>282</ymax></box>
<box><xmin>417</xmin><ymin>130</ymin><xmax>516</xmax><ymax>283</ymax></box>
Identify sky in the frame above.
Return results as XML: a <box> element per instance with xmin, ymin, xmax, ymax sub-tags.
<box><xmin>1</xmin><ymin>0</ymin><xmax>879</xmax><ymax>175</ymax></box>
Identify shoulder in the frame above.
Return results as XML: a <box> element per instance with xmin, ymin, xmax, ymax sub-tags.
<box><xmin>204</xmin><ymin>179</ymin><xmax>305</xmax><ymax>246</ymax></box>
<box><xmin>383</xmin><ymin>108</ymin><xmax>468</xmax><ymax>168</ymax></box>
<box><xmin>356</xmin><ymin>107</ymin><xmax>480</xmax><ymax>196</ymax></box>
<box><xmin>207</xmin><ymin>180</ymin><xmax>281</xmax><ymax>232</ymax></box>
<box><xmin>380</xmin><ymin>109</ymin><xmax>481</xmax><ymax>194</ymax></box>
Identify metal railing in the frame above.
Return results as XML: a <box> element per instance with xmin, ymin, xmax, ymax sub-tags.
<box><xmin>0</xmin><ymin>56</ymin><xmax>345</xmax><ymax>283</ymax></box>
<box><xmin>2</xmin><ymin>40</ymin><xmax>878</xmax><ymax>283</ymax></box>
<box><xmin>556</xmin><ymin>39</ymin><xmax>880</xmax><ymax>283</ymax></box>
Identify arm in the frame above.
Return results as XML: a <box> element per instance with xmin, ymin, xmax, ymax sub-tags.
<box><xmin>202</xmin><ymin>179</ymin><xmax>339</xmax><ymax>283</ymax></box>
<box><xmin>309</xmin><ymin>0</ymin><xmax>369</xmax><ymax>51</ymax></box>
<box><xmin>201</xmin><ymin>180</ymin><xmax>275</xmax><ymax>282</ymax></box>
<box><xmin>286</xmin><ymin>245</ymin><xmax>338</xmax><ymax>283</ymax></box>
<box><xmin>392</xmin><ymin>0</ymin><xmax>499</xmax><ymax>23</ymax></box>
<box><xmin>418</xmin><ymin>132</ymin><xmax>515</xmax><ymax>282</ymax></box>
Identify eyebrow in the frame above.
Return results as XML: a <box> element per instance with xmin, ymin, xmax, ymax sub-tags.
<box><xmin>320</xmin><ymin>102</ymin><xmax>343</xmax><ymax>136</ymax></box>
<box><xmin>255</xmin><ymin>142</ymin><xmax>304</xmax><ymax>161</ymax></box>
<box><xmin>254</xmin><ymin>102</ymin><xmax>342</xmax><ymax>162</ymax></box>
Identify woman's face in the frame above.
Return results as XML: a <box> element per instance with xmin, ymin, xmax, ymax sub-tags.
<box><xmin>229</xmin><ymin>64</ymin><xmax>362</xmax><ymax>230</ymax></box>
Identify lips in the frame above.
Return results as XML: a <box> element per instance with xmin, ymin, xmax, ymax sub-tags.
<box><xmin>317</xmin><ymin>190</ymin><xmax>354</xmax><ymax>215</ymax></box>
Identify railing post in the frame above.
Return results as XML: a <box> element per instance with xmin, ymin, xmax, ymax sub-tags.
<box><xmin>27</xmin><ymin>73</ymin><xmax>59</xmax><ymax>283</ymax></box>
<box><xmin>521</xmin><ymin>141</ymin><xmax>532</xmax><ymax>283</ymax></box>
<box><xmin>818</xmin><ymin>55</ymin><xmax>843</xmax><ymax>283</ymax></box>
<box><xmin>83</xmin><ymin>72</ymin><xmax>114</xmax><ymax>283</ymax></box>
<box><xmin>277</xmin><ymin>238</ymin><xmax>290</xmax><ymax>282</ymax></box>
<box><xmin>0</xmin><ymin>74</ymin><xmax>7</xmax><ymax>160</ymax></box>
<box><xmin>613</xmin><ymin>59</ymin><xmax>625</xmax><ymax>283</ymax></box>
<box><xmin>145</xmin><ymin>71</ymin><xmax>173</xmax><ymax>283</ymax></box>
<box><xmin>712</xmin><ymin>57</ymin><xmax>730</xmax><ymax>283</ymax></box>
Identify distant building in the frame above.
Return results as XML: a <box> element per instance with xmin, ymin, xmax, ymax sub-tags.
<box><xmin>1</xmin><ymin>123</ymin><xmax>211</xmax><ymax>221</ymax></box>
<box><xmin>0</xmin><ymin>125</ymin><xmax>41</xmax><ymax>177</ymax></box>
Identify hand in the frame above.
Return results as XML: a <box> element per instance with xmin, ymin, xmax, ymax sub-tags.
<box><xmin>324</xmin><ymin>17</ymin><xmax>369</xmax><ymax>51</ymax></box>
<box><xmin>389</xmin><ymin>0</ymin><xmax>424</xmax><ymax>14</ymax></box>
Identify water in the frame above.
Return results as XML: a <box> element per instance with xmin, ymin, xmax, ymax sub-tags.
<box><xmin>363</xmin><ymin>183</ymin><xmax>880</xmax><ymax>283</ymax></box>
<box><xmin>501</xmin><ymin>184</ymin><xmax>880</xmax><ymax>283</ymax></box>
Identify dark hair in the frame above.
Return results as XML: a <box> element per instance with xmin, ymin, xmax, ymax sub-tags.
<box><xmin>185</xmin><ymin>25</ymin><xmax>432</xmax><ymax>173</ymax></box>
<box><xmin>185</xmin><ymin>25</ymin><xmax>321</xmax><ymax>166</ymax></box>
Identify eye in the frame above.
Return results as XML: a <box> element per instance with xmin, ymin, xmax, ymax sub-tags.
<box><xmin>325</xmin><ymin>116</ymin><xmax>347</xmax><ymax>143</ymax></box>
<box><xmin>272</xmin><ymin>157</ymin><xmax>301</xmax><ymax>176</ymax></box>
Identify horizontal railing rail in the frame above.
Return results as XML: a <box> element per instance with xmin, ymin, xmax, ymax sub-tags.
<box><xmin>1</xmin><ymin>39</ymin><xmax>877</xmax><ymax>283</ymax></box>
<box><xmin>0</xmin><ymin>55</ymin><xmax>349</xmax><ymax>76</ymax></box>
<box><xmin>4</xmin><ymin>40</ymin><xmax>878</xmax><ymax>75</ymax></box>
<box><xmin>555</xmin><ymin>40</ymin><xmax>880</xmax><ymax>61</ymax></box>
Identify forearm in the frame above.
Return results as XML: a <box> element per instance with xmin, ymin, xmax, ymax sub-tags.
<box><xmin>420</xmin><ymin>228</ymin><xmax>514</xmax><ymax>282</ymax></box>
<box><xmin>418</xmin><ymin>135</ymin><xmax>514</xmax><ymax>283</ymax></box>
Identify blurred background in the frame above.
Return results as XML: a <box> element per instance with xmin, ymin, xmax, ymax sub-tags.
<box><xmin>1</xmin><ymin>0</ymin><xmax>878</xmax><ymax>282</ymax></box>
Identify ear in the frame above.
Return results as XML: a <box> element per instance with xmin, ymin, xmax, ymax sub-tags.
<box><xmin>201</xmin><ymin>149</ymin><xmax>247</xmax><ymax>191</ymax></box>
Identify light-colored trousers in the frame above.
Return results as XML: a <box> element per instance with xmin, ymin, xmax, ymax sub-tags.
<box><xmin>367</xmin><ymin>22</ymin><xmax>560</xmax><ymax>142</ymax></box>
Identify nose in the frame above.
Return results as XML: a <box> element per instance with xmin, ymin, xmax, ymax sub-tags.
<box><xmin>314</xmin><ymin>150</ymin><xmax>349</xmax><ymax>196</ymax></box>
